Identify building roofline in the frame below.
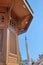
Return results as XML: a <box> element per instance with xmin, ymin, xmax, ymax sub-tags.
<box><xmin>23</xmin><ymin>0</ymin><xmax>34</xmax><ymax>16</ymax></box>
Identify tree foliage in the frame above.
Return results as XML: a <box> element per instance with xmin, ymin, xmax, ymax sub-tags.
<box><xmin>20</xmin><ymin>53</ymin><xmax>22</xmax><ymax>65</ymax></box>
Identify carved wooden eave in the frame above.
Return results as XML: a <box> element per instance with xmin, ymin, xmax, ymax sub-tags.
<box><xmin>11</xmin><ymin>0</ymin><xmax>34</xmax><ymax>34</ymax></box>
<box><xmin>0</xmin><ymin>0</ymin><xmax>33</xmax><ymax>34</ymax></box>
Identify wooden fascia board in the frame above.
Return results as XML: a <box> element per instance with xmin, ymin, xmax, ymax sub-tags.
<box><xmin>18</xmin><ymin>14</ymin><xmax>33</xmax><ymax>35</ymax></box>
<box><xmin>23</xmin><ymin>0</ymin><xmax>34</xmax><ymax>17</ymax></box>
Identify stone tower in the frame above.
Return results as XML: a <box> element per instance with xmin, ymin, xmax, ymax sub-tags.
<box><xmin>25</xmin><ymin>37</ymin><xmax>31</xmax><ymax>65</ymax></box>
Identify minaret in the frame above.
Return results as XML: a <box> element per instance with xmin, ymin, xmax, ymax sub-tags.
<box><xmin>25</xmin><ymin>36</ymin><xmax>31</xmax><ymax>65</ymax></box>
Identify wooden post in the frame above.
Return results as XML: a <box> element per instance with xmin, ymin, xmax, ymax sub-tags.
<box><xmin>16</xmin><ymin>34</ymin><xmax>20</xmax><ymax>65</ymax></box>
<box><xmin>0</xmin><ymin>26</ymin><xmax>20</xmax><ymax>65</ymax></box>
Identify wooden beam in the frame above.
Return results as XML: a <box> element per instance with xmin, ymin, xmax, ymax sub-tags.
<box><xmin>0</xmin><ymin>6</ymin><xmax>7</xmax><ymax>13</ymax></box>
<box><xmin>9</xmin><ymin>0</ymin><xmax>15</xmax><ymax>11</ymax></box>
<box><xmin>0</xmin><ymin>0</ymin><xmax>11</xmax><ymax>7</ymax></box>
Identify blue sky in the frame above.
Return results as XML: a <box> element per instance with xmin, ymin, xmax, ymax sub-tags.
<box><xmin>19</xmin><ymin>0</ymin><xmax>43</xmax><ymax>60</ymax></box>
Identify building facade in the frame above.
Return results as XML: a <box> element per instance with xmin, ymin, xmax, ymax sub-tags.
<box><xmin>0</xmin><ymin>0</ymin><xmax>33</xmax><ymax>65</ymax></box>
<box><xmin>33</xmin><ymin>54</ymin><xmax>43</xmax><ymax>65</ymax></box>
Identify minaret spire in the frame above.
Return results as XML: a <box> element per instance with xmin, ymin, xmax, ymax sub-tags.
<box><xmin>25</xmin><ymin>36</ymin><xmax>31</xmax><ymax>65</ymax></box>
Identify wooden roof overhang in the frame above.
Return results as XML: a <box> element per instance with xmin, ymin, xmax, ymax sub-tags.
<box><xmin>0</xmin><ymin>0</ymin><xmax>33</xmax><ymax>34</ymax></box>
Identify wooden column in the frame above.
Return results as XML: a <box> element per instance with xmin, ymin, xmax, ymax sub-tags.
<box><xmin>0</xmin><ymin>26</ymin><xmax>20</xmax><ymax>65</ymax></box>
<box><xmin>6</xmin><ymin>26</ymin><xmax>20</xmax><ymax>65</ymax></box>
<box><xmin>16</xmin><ymin>33</ymin><xmax>20</xmax><ymax>65</ymax></box>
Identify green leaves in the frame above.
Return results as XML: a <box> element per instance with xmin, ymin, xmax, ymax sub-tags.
<box><xmin>20</xmin><ymin>53</ymin><xmax>22</xmax><ymax>65</ymax></box>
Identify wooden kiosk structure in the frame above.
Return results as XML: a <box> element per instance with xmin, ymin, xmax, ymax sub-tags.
<box><xmin>0</xmin><ymin>0</ymin><xmax>33</xmax><ymax>65</ymax></box>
